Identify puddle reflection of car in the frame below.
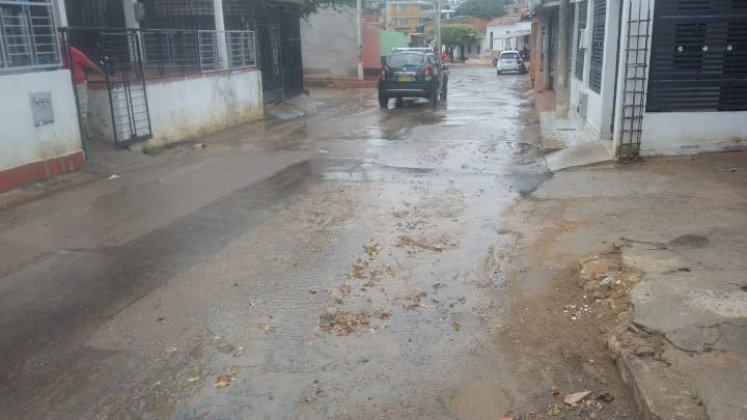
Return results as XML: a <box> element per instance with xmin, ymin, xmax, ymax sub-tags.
<box><xmin>378</xmin><ymin>49</ymin><xmax>448</xmax><ymax>108</ymax></box>
<box><xmin>496</xmin><ymin>51</ymin><xmax>527</xmax><ymax>75</ymax></box>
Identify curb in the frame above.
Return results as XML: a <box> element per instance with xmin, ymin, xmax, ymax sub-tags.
<box><xmin>608</xmin><ymin>329</ymin><xmax>708</xmax><ymax>420</ymax></box>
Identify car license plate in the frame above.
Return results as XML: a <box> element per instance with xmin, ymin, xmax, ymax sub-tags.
<box><xmin>399</xmin><ymin>75</ymin><xmax>413</xmax><ymax>82</ymax></box>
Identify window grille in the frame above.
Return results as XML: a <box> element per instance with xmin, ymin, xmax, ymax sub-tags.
<box><xmin>575</xmin><ymin>0</ymin><xmax>587</xmax><ymax>80</ymax></box>
<box><xmin>589</xmin><ymin>0</ymin><xmax>607</xmax><ymax>93</ymax></box>
<box><xmin>0</xmin><ymin>0</ymin><xmax>60</xmax><ymax>72</ymax></box>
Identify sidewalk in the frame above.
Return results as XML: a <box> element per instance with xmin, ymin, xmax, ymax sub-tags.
<box><xmin>505</xmin><ymin>152</ymin><xmax>747</xmax><ymax>419</ymax></box>
<box><xmin>533</xmin><ymin>89</ymin><xmax>614</xmax><ymax>170</ymax></box>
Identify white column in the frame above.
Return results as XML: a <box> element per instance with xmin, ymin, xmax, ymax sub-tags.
<box><xmin>435</xmin><ymin>0</ymin><xmax>441</xmax><ymax>53</ymax></box>
<box><xmin>123</xmin><ymin>0</ymin><xmax>140</xmax><ymax>29</ymax></box>
<box><xmin>214</xmin><ymin>0</ymin><xmax>229</xmax><ymax>69</ymax></box>
<box><xmin>357</xmin><ymin>0</ymin><xmax>363</xmax><ymax>81</ymax></box>
<box><xmin>556</xmin><ymin>0</ymin><xmax>570</xmax><ymax>117</ymax></box>
<box><xmin>54</xmin><ymin>0</ymin><xmax>68</xmax><ymax>27</ymax></box>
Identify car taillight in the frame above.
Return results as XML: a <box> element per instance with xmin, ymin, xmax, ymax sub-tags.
<box><xmin>425</xmin><ymin>65</ymin><xmax>432</xmax><ymax>81</ymax></box>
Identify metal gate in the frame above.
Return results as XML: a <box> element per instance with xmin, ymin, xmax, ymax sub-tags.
<box><xmin>257</xmin><ymin>23</ymin><xmax>283</xmax><ymax>103</ymax></box>
<box><xmin>101</xmin><ymin>30</ymin><xmax>153</xmax><ymax>146</ymax></box>
<box><xmin>647</xmin><ymin>0</ymin><xmax>747</xmax><ymax>112</ymax></box>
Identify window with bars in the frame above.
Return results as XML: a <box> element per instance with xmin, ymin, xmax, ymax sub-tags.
<box><xmin>575</xmin><ymin>0</ymin><xmax>588</xmax><ymax>80</ymax></box>
<box><xmin>0</xmin><ymin>0</ymin><xmax>60</xmax><ymax>72</ymax></box>
<box><xmin>589</xmin><ymin>0</ymin><xmax>606</xmax><ymax>93</ymax></box>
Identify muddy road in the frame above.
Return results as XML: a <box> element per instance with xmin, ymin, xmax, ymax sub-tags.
<box><xmin>0</xmin><ymin>67</ymin><xmax>636</xmax><ymax>419</ymax></box>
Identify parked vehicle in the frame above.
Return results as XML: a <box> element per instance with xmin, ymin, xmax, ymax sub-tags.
<box><xmin>496</xmin><ymin>50</ymin><xmax>527</xmax><ymax>75</ymax></box>
<box><xmin>378</xmin><ymin>50</ymin><xmax>448</xmax><ymax>108</ymax></box>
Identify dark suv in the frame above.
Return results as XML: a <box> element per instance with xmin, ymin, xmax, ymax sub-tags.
<box><xmin>378</xmin><ymin>49</ymin><xmax>448</xmax><ymax>108</ymax></box>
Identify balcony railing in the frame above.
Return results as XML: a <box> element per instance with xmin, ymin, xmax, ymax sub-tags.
<box><xmin>61</xmin><ymin>27</ymin><xmax>256</xmax><ymax>82</ymax></box>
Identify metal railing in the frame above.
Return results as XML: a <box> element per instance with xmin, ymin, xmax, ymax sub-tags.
<box><xmin>140</xmin><ymin>29</ymin><xmax>256</xmax><ymax>75</ymax></box>
<box><xmin>0</xmin><ymin>0</ymin><xmax>60</xmax><ymax>72</ymax></box>
<box><xmin>62</xmin><ymin>27</ymin><xmax>256</xmax><ymax>81</ymax></box>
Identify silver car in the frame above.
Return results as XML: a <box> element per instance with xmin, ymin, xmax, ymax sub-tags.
<box><xmin>496</xmin><ymin>51</ymin><xmax>524</xmax><ymax>75</ymax></box>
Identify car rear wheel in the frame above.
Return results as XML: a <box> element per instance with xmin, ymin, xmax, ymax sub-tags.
<box><xmin>378</xmin><ymin>92</ymin><xmax>388</xmax><ymax>108</ymax></box>
<box><xmin>497</xmin><ymin>70</ymin><xmax>502</xmax><ymax>75</ymax></box>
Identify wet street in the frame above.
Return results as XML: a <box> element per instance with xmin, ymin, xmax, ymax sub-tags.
<box><xmin>0</xmin><ymin>67</ymin><xmax>555</xmax><ymax>418</ymax></box>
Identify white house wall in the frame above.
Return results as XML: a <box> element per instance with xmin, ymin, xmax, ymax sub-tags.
<box><xmin>640</xmin><ymin>112</ymin><xmax>747</xmax><ymax>155</ymax></box>
<box><xmin>486</xmin><ymin>22</ymin><xmax>531</xmax><ymax>52</ymax></box>
<box><xmin>300</xmin><ymin>7</ymin><xmax>359</xmax><ymax>80</ymax></box>
<box><xmin>567</xmin><ymin>0</ymin><xmax>621</xmax><ymax>141</ymax></box>
<box><xmin>0</xmin><ymin>70</ymin><xmax>82</xmax><ymax>171</ymax></box>
<box><xmin>88</xmin><ymin>70</ymin><xmax>263</xmax><ymax>144</ymax></box>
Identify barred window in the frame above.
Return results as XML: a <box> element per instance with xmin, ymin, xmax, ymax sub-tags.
<box><xmin>0</xmin><ymin>0</ymin><xmax>60</xmax><ymax>72</ymax></box>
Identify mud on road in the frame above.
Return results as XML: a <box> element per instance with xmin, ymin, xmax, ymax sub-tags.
<box><xmin>0</xmin><ymin>67</ymin><xmax>640</xmax><ymax>419</ymax></box>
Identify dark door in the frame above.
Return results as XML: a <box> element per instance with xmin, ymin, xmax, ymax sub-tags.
<box><xmin>279</xmin><ymin>9</ymin><xmax>303</xmax><ymax>98</ymax></box>
<box><xmin>257</xmin><ymin>24</ymin><xmax>283</xmax><ymax>103</ymax></box>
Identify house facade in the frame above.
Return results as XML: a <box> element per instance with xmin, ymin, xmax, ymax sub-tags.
<box><xmin>386</xmin><ymin>1</ymin><xmax>436</xmax><ymax>32</ymax></box>
<box><xmin>486</xmin><ymin>16</ymin><xmax>531</xmax><ymax>53</ymax></box>
<box><xmin>301</xmin><ymin>6</ymin><xmax>381</xmax><ymax>82</ymax></box>
<box><xmin>1</xmin><ymin>0</ymin><xmax>305</xmax><ymax>192</ymax></box>
<box><xmin>530</xmin><ymin>0</ymin><xmax>747</xmax><ymax>157</ymax></box>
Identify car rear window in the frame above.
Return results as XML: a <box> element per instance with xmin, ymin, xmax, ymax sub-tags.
<box><xmin>388</xmin><ymin>53</ymin><xmax>425</xmax><ymax>67</ymax></box>
<box><xmin>501</xmin><ymin>52</ymin><xmax>520</xmax><ymax>59</ymax></box>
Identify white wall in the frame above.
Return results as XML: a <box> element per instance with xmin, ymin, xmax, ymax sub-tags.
<box><xmin>88</xmin><ymin>69</ymin><xmax>263</xmax><ymax>143</ymax></box>
<box><xmin>639</xmin><ymin>112</ymin><xmax>747</xmax><ymax>156</ymax></box>
<box><xmin>301</xmin><ymin>6</ymin><xmax>359</xmax><ymax>80</ymax></box>
<box><xmin>567</xmin><ymin>0</ymin><xmax>620</xmax><ymax>140</ymax></box>
<box><xmin>0</xmin><ymin>69</ymin><xmax>82</xmax><ymax>170</ymax></box>
<box><xmin>486</xmin><ymin>22</ymin><xmax>531</xmax><ymax>52</ymax></box>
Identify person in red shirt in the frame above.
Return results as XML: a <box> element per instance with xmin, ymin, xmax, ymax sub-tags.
<box><xmin>64</xmin><ymin>43</ymin><xmax>105</xmax><ymax>139</ymax></box>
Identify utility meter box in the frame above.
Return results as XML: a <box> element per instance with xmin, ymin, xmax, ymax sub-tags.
<box><xmin>30</xmin><ymin>92</ymin><xmax>54</xmax><ymax>126</ymax></box>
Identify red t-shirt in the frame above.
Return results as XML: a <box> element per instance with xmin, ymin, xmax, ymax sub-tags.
<box><xmin>66</xmin><ymin>46</ymin><xmax>98</xmax><ymax>85</ymax></box>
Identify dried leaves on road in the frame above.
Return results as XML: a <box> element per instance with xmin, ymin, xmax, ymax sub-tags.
<box><xmin>319</xmin><ymin>310</ymin><xmax>371</xmax><ymax>336</ymax></box>
<box><xmin>212</xmin><ymin>374</ymin><xmax>236</xmax><ymax>389</ymax></box>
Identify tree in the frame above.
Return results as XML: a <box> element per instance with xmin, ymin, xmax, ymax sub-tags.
<box><xmin>455</xmin><ymin>0</ymin><xmax>506</xmax><ymax>19</ymax></box>
<box><xmin>439</xmin><ymin>24</ymin><xmax>479</xmax><ymax>61</ymax></box>
<box><xmin>440</xmin><ymin>24</ymin><xmax>479</xmax><ymax>49</ymax></box>
<box><xmin>300</xmin><ymin>0</ymin><xmax>356</xmax><ymax>19</ymax></box>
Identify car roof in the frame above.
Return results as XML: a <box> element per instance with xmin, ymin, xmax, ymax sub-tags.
<box><xmin>391</xmin><ymin>47</ymin><xmax>433</xmax><ymax>54</ymax></box>
<box><xmin>501</xmin><ymin>50</ymin><xmax>520</xmax><ymax>54</ymax></box>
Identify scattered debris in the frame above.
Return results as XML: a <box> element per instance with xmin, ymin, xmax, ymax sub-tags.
<box><xmin>596</xmin><ymin>392</ymin><xmax>615</xmax><ymax>403</ymax></box>
<box><xmin>108</xmin><ymin>174</ymin><xmax>120</xmax><ymax>180</ymax></box>
<box><xmin>634</xmin><ymin>345</ymin><xmax>656</xmax><ymax>358</ymax></box>
<box><xmin>363</xmin><ymin>242</ymin><xmax>381</xmax><ymax>258</ymax></box>
<box><xmin>319</xmin><ymin>310</ymin><xmax>371</xmax><ymax>336</ymax></box>
<box><xmin>350</xmin><ymin>259</ymin><xmax>368</xmax><ymax>279</ymax></box>
<box><xmin>580</xmin><ymin>256</ymin><xmax>618</xmax><ymax>281</ymax></box>
<box><xmin>397</xmin><ymin>235</ymin><xmax>444</xmax><ymax>252</ymax></box>
<box><xmin>402</xmin><ymin>290</ymin><xmax>426</xmax><ymax>309</ymax></box>
<box><xmin>451</xmin><ymin>321</ymin><xmax>462</xmax><ymax>331</ymax></box>
<box><xmin>259</xmin><ymin>323</ymin><xmax>273</xmax><ymax>334</ymax></box>
<box><xmin>215</xmin><ymin>340</ymin><xmax>235</xmax><ymax>354</ymax></box>
<box><xmin>378</xmin><ymin>310</ymin><xmax>392</xmax><ymax>320</ymax></box>
<box><xmin>432</xmin><ymin>282</ymin><xmax>447</xmax><ymax>289</ymax></box>
<box><xmin>212</xmin><ymin>374</ymin><xmax>236</xmax><ymax>389</ymax></box>
<box><xmin>563</xmin><ymin>391</ymin><xmax>592</xmax><ymax>407</ymax></box>
<box><xmin>330</xmin><ymin>284</ymin><xmax>352</xmax><ymax>300</ymax></box>
<box><xmin>552</xmin><ymin>385</ymin><xmax>560</xmax><ymax>396</ymax></box>
<box><xmin>187</xmin><ymin>376</ymin><xmax>200</xmax><ymax>383</ymax></box>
